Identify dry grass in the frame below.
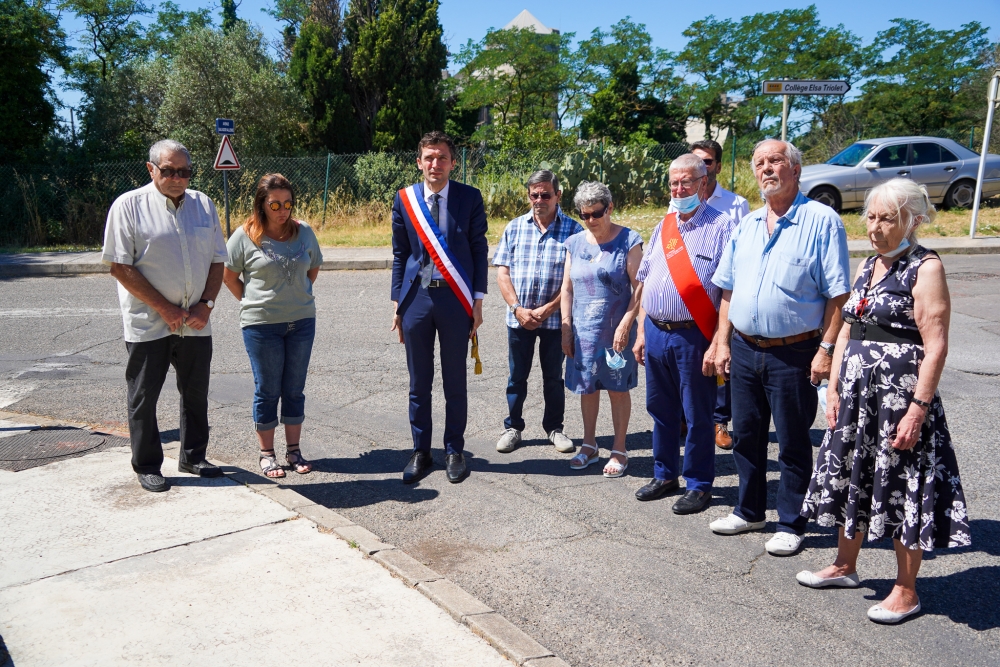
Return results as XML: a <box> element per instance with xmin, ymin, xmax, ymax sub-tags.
<box><xmin>840</xmin><ymin>198</ymin><xmax>1000</xmax><ymax>239</ymax></box>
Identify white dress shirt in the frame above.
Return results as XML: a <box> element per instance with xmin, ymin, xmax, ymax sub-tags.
<box><xmin>423</xmin><ymin>180</ymin><xmax>483</xmax><ymax>300</ymax></box>
<box><xmin>670</xmin><ymin>181</ymin><xmax>750</xmax><ymax>224</ymax></box>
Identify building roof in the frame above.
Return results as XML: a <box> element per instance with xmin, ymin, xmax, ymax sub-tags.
<box><xmin>503</xmin><ymin>9</ymin><xmax>557</xmax><ymax>35</ymax></box>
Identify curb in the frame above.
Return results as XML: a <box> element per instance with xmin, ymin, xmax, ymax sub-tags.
<box><xmin>194</xmin><ymin>447</ymin><xmax>569</xmax><ymax>667</ymax></box>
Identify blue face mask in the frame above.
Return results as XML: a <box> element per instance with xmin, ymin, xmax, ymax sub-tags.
<box><xmin>881</xmin><ymin>236</ymin><xmax>911</xmax><ymax>258</ymax></box>
<box><xmin>605</xmin><ymin>348</ymin><xmax>627</xmax><ymax>370</ymax></box>
<box><xmin>672</xmin><ymin>192</ymin><xmax>700</xmax><ymax>214</ymax></box>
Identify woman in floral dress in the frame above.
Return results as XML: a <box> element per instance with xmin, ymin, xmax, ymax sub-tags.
<box><xmin>798</xmin><ymin>178</ymin><xmax>969</xmax><ymax>624</ymax></box>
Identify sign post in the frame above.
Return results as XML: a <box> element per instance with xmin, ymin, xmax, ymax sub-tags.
<box><xmin>214</xmin><ymin>119</ymin><xmax>239</xmax><ymax>237</ymax></box>
<box><xmin>970</xmin><ymin>69</ymin><xmax>1000</xmax><ymax>238</ymax></box>
<box><xmin>762</xmin><ymin>80</ymin><xmax>851</xmax><ymax>142</ymax></box>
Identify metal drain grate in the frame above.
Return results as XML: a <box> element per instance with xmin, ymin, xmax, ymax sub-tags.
<box><xmin>0</xmin><ymin>427</ymin><xmax>125</xmax><ymax>472</ymax></box>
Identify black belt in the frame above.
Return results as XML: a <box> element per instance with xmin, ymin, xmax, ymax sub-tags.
<box><xmin>650</xmin><ymin>319</ymin><xmax>697</xmax><ymax>332</ymax></box>
<box><xmin>425</xmin><ymin>279</ymin><xmax>448</xmax><ymax>288</ymax></box>
<box><xmin>850</xmin><ymin>321</ymin><xmax>923</xmax><ymax>345</ymax></box>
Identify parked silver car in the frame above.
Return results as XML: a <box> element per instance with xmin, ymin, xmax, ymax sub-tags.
<box><xmin>799</xmin><ymin>136</ymin><xmax>1000</xmax><ymax>211</ymax></box>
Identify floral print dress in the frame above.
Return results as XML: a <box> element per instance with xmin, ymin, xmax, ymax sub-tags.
<box><xmin>800</xmin><ymin>246</ymin><xmax>970</xmax><ymax>550</ymax></box>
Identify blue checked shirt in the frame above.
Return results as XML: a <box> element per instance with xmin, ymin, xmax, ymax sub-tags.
<box><xmin>636</xmin><ymin>204</ymin><xmax>735</xmax><ymax>322</ymax></box>
<box><xmin>492</xmin><ymin>207</ymin><xmax>583</xmax><ymax>329</ymax></box>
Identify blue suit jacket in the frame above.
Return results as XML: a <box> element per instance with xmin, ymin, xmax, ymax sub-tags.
<box><xmin>391</xmin><ymin>181</ymin><xmax>489</xmax><ymax>315</ymax></box>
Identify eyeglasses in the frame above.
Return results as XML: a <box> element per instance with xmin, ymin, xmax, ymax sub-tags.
<box><xmin>155</xmin><ymin>165</ymin><xmax>193</xmax><ymax>179</ymax></box>
<box><xmin>267</xmin><ymin>201</ymin><xmax>293</xmax><ymax>211</ymax></box>
<box><xmin>578</xmin><ymin>206</ymin><xmax>608</xmax><ymax>221</ymax></box>
<box><xmin>668</xmin><ymin>176</ymin><xmax>704</xmax><ymax>190</ymax></box>
<box><xmin>528</xmin><ymin>192</ymin><xmax>553</xmax><ymax>201</ymax></box>
<box><xmin>702</xmin><ymin>158</ymin><xmax>716</xmax><ymax>166</ymax></box>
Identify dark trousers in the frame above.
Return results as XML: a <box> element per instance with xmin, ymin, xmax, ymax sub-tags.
<box><xmin>714</xmin><ymin>379</ymin><xmax>732</xmax><ymax>425</ymax></box>
<box><xmin>125</xmin><ymin>336</ymin><xmax>213</xmax><ymax>474</ymax></box>
<box><xmin>504</xmin><ymin>326</ymin><xmax>565</xmax><ymax>433</ymax></box>
<box><xmin>401</xmin><ymin>285</ymin><xmax>472</xmax><ymax>455</ymax></box>
<box><xmin>730</xmin><ymin>333</ymin><xmax>818</xmax><ymax>535</ymax></box>
<box><xmin>644</xmin><ymin>318</ymin><xmax>716</xmax><ymax>492</ymax></box>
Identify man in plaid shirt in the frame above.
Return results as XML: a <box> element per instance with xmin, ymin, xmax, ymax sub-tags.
<box><xmin>493</xmin><ymin>170</ymin><xmax>582</xmax><ymax>454</ymax></box>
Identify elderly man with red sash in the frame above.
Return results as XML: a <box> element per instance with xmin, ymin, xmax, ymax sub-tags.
<box><xmin>632</xmin><ymin>154</ymin><xmax>736</xmax><ymax>514</ymax></box>
<box><xmin>391</xmin><ymin>131</ymin><xmax>488</xmax><ymax>484</ymax></box>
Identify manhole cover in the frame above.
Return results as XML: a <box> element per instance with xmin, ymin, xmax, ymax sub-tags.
<box><xmin>0</xmin><ymin>427</ymin><xmax>105</xmax><ymax>462</ymax></box>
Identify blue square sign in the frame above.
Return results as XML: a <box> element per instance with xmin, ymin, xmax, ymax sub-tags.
<box><xmin>215</xmin><ymin>118</ymin><xmax>235</xmax><ymax>135</ymax></box>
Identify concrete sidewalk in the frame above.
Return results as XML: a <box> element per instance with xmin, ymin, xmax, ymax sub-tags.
<box><xmin>0</xmin><ymin>438</ymin><xmax>564</xmax><ymax>667</ymax></box>
<box><xmin>3</xmin><ymin>235</ymin><xmax>1000</xmax><ymax>277</ymax></box>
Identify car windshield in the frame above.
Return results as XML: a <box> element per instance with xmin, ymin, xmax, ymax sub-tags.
<box><xmin>826</xmin><ymin>143</ymin><xmax>876</xmax><ymax>167</ymax></box>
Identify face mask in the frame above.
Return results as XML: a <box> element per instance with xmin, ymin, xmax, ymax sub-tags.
<box><xmin>881</xmin><ymin>236</ymin><xmax>911</xmax><ymax>258</ymax></box>
<box><xmin>672</xmin><ymin>192</ymin><xmax>700</xmax><ymax>214</ymax></box>
<box><xmin>605</xmin><ymin>348</ymin><xmax>627</xmax><ymax>370</ymax></box>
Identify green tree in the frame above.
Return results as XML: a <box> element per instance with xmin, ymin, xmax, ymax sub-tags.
<box><xmin>289</xmin><ymin>0</ymin><xmax>362</xmax><ymax>152</ymax></box>
<box><xmin>59</xmin><ymin>0</ymin><xmax>150</xmax><ymax>83</ymax></box>
<box><xmin>266</xmin><ymin>0</ymin><xmax>309</xmax><ymax>61</ymax></box>
<box><xmin>0</xmin><ymin>0</ymin><xmax>67</xmax><ymax>161</ymax></box>
<box><xmin>220</xmin><ymin>0</ymin><xmax>244</xmax><ymax>35</ymax></box>
<box><xmin>147</xmin><ymin>1</ymin><xmax>213</xmax><ymax>58</ymax></box>
<box><xmin>344</xmin><ymin>0</ymin><xmax>448</xmax><ymax>151</ymax></box>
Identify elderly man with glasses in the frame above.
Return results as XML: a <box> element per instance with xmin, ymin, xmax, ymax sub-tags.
<box><xmin>709</xmin><ymin>139</ymin><xmax>850</xmax><ymax>555</ymax></box>
<box><xmin>493</xmin><ymin>170</ymin><xmax>582</xmax><ymax>454</ymax></box>
<box><xmin>632</xmin><ymin>154</ymin><xmax>736</xmax><ymax>513</ymax></box>
<box><xmin>669</xmin><ymin>140</ymin><xmax>750</xmax><ymax>450</ymax></box>
<box><xmin>102</xmin><ymin>139</ymin><xmax>228</xmax><ymax>493</ymax></box>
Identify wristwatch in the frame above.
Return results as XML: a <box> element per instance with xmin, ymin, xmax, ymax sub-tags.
<box><xmin>509</xmin><ymin>302</ymin><xmax>521</xmax><ymax>315</ymax></box>
<box><xmin>199</xmin><ymin>299</ymin><xmax>215</xmax><ymax>309</ymax></box>
<box><xmin>819</xmin><ymin>341</ymin><xmax>835</xmax><ymax>356</ymax></box>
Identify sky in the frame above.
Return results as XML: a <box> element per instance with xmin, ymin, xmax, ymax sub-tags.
<box><xmin>52</xmin><ymin>0</ymin><xmax>999</xmax><ymax>123</ymax></box>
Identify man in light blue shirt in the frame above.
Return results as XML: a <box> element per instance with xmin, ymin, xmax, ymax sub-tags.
<box><xmin>708</xmin><ymin>139</ymin><xmax>850</xmax><ymax>556</ymax></box>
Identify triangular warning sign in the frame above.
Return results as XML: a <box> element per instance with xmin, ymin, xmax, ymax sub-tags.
<box><xmin>214</xmin><ymin>135</ymin><xmax>241</xmax><ymax>170</ymax></box>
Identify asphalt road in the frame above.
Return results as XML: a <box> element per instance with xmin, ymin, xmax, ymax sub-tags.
<box><xmin>2</xmin><ymin>255</ymin><xmax>999</xmax><ymax>667</ymax></box>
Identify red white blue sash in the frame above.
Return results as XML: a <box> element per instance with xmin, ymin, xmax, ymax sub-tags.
<box><xmin>398</xmin><ymin>184</ymin><xmax>474</xmax><ymax>317</ymax></box>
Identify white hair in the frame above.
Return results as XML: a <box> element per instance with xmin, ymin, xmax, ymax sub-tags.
<box><xmin>751</xmin><ymin>139</ymin><xmax>802</xmax><ymax>168</ymax></box>
<box><xmin>863</xmin><ymin>178</ymin><xmax>936</xmax><ymax>245</ymax></box>
<box><xmin>574</xmin><ymin>181</ymin><xmax>613</xmax><ymax>210</ymax></box>
<box><xmin>149</xmin><ymin>139</ymin><xmax>191</xmax><ymax>166</ymax></box>
<box><xmin>669</xmin><ymin>153</ymin><xmax>708</xmax><ymax>178</ymax></box>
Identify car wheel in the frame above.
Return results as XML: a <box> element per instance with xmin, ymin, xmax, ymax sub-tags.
<box><xmin>944</xmin><ymin>180</ymin><xmax>976</xmax><ymax>209</ymax></box>
<box><xmin>809</xmin><ymin>186</ymin><xmax>841</xmax><ymax>212</ymax></box>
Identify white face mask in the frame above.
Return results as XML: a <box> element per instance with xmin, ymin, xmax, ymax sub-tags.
<box><xmin>605</xmin><ymin>348</ymin><xmax>627</xmax><ymax>370</ymax></box>
<box><xmin>881</xmin><ymin>236</ymin><xmax>911</xmax><ymax>258</ymax></box>
<box><xmin>672</xmin><ymin>192</ymin><xmax>700</xmax><ymax>214</ymax></box>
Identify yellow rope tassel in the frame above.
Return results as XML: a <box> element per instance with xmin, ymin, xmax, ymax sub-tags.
<box><xmin>471</xmin><ymin>333</ymin><xmax>483</xmax><ymax>375</ymax></box>
<box><xmin>717</xmin><ymin>374</ymin><xmax>725</xmax><ymax>386</ymax></box>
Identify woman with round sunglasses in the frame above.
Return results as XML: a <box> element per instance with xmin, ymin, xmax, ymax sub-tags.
<box><xmin>223</xmin><ymin>173</ymin><xmax>324</xmax><ymax>477</ymax></box>
<box><xmin>559</xmin><ymin>181</ymin><xmax>643</xmax><ymax>477</ymax></box>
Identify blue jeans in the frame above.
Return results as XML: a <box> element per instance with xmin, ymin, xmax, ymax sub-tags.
<box><xmin>504</xmin><ymin>326</ymin><xmax>565</xmax><ymax>433</ymax></box>
<box><xmin>730</xmin><ymin>333</ymin><xmax>818</xmax><ymax>535</ymax></box>
<box><xmin>241</xmin><ymin>318</ymin><xmax>316</xmax><ymax>431</ymax></box>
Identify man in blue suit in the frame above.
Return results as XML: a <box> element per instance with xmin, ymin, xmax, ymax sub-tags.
<box><xmin>391</xmin><ymin>131</ymin><xmax>488</xmax><ymax>483</ymax></box>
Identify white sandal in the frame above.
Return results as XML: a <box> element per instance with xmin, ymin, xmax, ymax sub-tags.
<box><xmin>603</xmin><ymin>450</ymin><xmax>628</xmax><ymax>478</ymax></box>
<box><xmin>570</xmin><ymin>443</ymin><xmax>600</xmax><ymax>470</ymax></box>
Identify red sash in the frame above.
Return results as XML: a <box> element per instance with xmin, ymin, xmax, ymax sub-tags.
<box><xmin>659</xmin><ymin>212</ymin><xmax>718</xmax><ymax>342</ymax></box>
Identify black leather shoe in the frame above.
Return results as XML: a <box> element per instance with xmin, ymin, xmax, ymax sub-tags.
<box><xmin>179</xmin><ymin>460</ymin><xmax>223</xmax><ymax>477</ymax></box>
<box><xmin>672</xmin><ymin>490</ymin><xmax>712</xmax><ymax>515</ymax></box>
<box><xmin>137</xmin><ymin>472</ymin><xmax>170</xmax><ymax>492</ymax></box>
<box><xmin>635</xmin><ymin>478</ymin><xmax>679</xmax><ymax>501</ymax></box>
<box><xmin>445</xmin><ymin>453</ymin><xmax>467</xmax><ymax>483</ymax></box>
<box><xmin>402</xmin><ymin>450</ymin><xmax>433</xmax><ymax>484</ymax></box>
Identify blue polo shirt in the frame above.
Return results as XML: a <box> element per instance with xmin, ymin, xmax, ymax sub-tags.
<box><xmin>712</xmin><ymin>193</ymin><xmax>850</xmax><ymax>338</ymax></box>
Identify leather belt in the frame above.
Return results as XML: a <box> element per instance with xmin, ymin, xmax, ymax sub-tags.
<box><xmin>650</xmin><ymin>319</ymin><xmax>697</xmax><ymax>332</ymax></box>
<box><xmin>850</xmin><ymin>321</ymin><xmax>923</xmax><ymax>345</ymax></box>
<box><xmin>736</xmin><ymin>329</ymin><xmax>821</xmax><ymax>348</ymax></box>
<box><xmin>425</xmin><ymin>279</ymin><xmax>448</xmax><ymax>288</ymax></box>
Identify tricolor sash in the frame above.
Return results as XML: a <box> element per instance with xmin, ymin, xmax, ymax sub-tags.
<box><xmin>659</xmin><ymin>212</ymin><xmax>718</xmax><ymax>342</ymax></box>
<box><xmin>399</xmin><ymin>185</ymin><xmax>474</xmax><ymax>317</ymax></box>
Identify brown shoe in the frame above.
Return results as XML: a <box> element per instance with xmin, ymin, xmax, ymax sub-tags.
<box><xmin>715</xmin><ymin>423</ymin><xmax>733</xmax><ymax>450</ymax></box>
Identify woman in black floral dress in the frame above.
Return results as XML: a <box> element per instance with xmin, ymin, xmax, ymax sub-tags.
<box><xmin>797</xmin><ymin>178</ymin><xmax>969</xmax><ymax>624</ymax></box>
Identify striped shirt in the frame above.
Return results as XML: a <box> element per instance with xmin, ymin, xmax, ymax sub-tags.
<box><xmin>636</xmin><ymin>203</ymin><xmax>735</xmax><ymax>322</ymax></box>
<box><xmin>492</xmin><ymin>207</ymin><xmax>583</xmax><ymax>329</ymax></box>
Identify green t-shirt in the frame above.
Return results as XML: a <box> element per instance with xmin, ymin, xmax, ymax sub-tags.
<box><xmin>225</xmin><ymin>222</ymin><xmax>324</xmax><ymax>327</ymax></box>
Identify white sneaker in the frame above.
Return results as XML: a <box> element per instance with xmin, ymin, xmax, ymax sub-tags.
<box><xmin>548</xmin><ymin>429</ymin><xmax>575</xmax><ymax>453</ymax></box>
<box><xmin>709</xmin><ymin>513</ymin><xmax>766</xmax><ymax>535</ymax></box>
<box><xmin>496</xmin><ymin>428</ymin><xmax>522</xmax><ymax>453</ymax></box>
<box><xmin>766</xmin><ymin>532</ymin><xmax>805</xmax><ymax>556</ymax></box>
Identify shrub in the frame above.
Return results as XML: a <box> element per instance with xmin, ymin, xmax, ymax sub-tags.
<box><xmin>354</xmin><ymin>152</ymin><xmax>417</xmax><ymax>203</ymax></box>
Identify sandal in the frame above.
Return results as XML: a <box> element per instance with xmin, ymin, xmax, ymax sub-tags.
<box><xmin>259</xmin><ymin>449</ymin><xmax>285</xmax><ymax>478</ymax></box>
<box><xmin>570</xmin><ymin>443</ymin><xmax>601</xmax><ymax>470</ymax></box>
<box><xmin>603</xmin><ymin>449</ymin><xmax>628</xmax><ymax>478</ymax></box>
<box><xmin>285</xmin><ymin>445</ymin><xmax>312</xmax><ymax>474</ymax></box>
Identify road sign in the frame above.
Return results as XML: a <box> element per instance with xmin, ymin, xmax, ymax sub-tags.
<box><xmin>762</xmin><ymin>80</ymin><xmax>851</xmax><ymax>96</ymax></box>
<box><xmin>215</xmin><ymin>118</ymin><xmax>235</xmax><ymax>135</ymax></box>
<box><xmin>214</xmin><ymin>135</ymin><xmax>240</xmax><ymax>170</ymax></box>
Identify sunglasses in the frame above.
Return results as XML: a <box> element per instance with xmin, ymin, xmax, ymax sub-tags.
<box><xmin>702</xmin><ymin>158</ymin><xmax>716</xmax><ymax>166</ymax></box>
<box><xmin>529</xmin><ymin>192</ymin><xmax>554</xmax><ymax>201</ymax></box>
<box><xmin>155</xmin><ymin>165</ymin><xmax>193</xmax><ymax>179</ymax></box>
<box><xmin>267</xmin><ymin>201</ymin><xmax>293</xmax><ymax>211</ymax></box>
<box><xmin>578</xmin><ymin>206</ymin><xmax>608</xmax><ymax>221</ymax></box>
